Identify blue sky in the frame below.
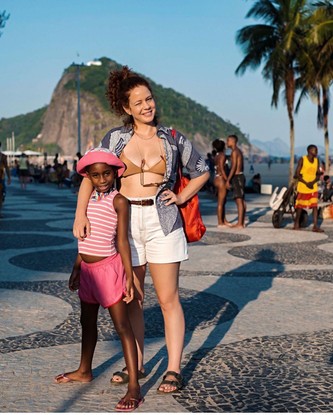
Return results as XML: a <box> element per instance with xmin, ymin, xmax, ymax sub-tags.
<box><xmin>0</xmin><ymin>0</ymin><xmax>328</xmax><ymax>148</ymax></box>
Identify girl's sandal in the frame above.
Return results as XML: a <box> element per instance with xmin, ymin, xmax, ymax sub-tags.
<box><xmin>157</xmin><ymin>370</ymin><xmax>183</xmax><ymax>394</ymax></box>
<box><xmin>115</xmin><ymin>397</ymin><xmax>144</xmax><ymax>412</ymax></box>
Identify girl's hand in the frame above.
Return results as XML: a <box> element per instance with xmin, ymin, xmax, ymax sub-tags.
<box><xmin>123</xmin><ymin>279</ymin><xmax>134</xmax><ymax>304</ymax></box>
<box><xmin>160</xmin><ymin>189</ymin><xmax>183</xmax><ymax>206</ymax></box>
<box><xmin>69</xmin><ymin>268</ymin><xmax>80</xmax><ymax>291</ymax></box>
<box><xmin>73</xmin><ymin>215</ymin><xmax>91</xmax><ymax>241</ymax></box>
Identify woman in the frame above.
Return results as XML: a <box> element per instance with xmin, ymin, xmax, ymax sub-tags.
<box><xmin>212</xmin><ymin>139</ymin><xmax>229</xmax><ymax>227</ymax></box>
<box><xmin>73</xmin><ymin>66</ymin><xmax>209</xmax><ymax>393</ymax></box>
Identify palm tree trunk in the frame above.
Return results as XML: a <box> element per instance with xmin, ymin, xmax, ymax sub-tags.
<box><xmin>289</xmin><ymin>115</ymin><xmax>295</xmax><ymax>183</ymax></box>
<box><xmin>322</xmin><ymin>87</ymin><xmax>330</xmax><ymax>173</ymax></box>
<box><xmin>286</xmin><ymin>70</ymin><xmax>296</xmax><ymax>183</ymax></box>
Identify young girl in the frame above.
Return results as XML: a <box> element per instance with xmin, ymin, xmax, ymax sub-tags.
<box><xmin>55</xmin><ymin>147</ymin><xmax>144</xmax><ymax>412</ymax></box>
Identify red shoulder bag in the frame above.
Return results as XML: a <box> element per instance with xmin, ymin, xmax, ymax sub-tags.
<box><xmin>171</xmin><ymin>130</ymin><xmax>206</xmax><ymax>242</ymax></box>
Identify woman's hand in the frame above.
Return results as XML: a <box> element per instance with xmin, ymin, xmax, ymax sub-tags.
<box><xmin>73</xmin><ymin>215</ymin><xmax>91</xmax><ymax>241</ymax></box>
<box><xmin>123</xmin><ymin>279</ymin><xmax>134</xmax><ymax>304</ymax></box>
<box><xmin>161</xmin><ymin>173</ymin><xmax>209</xmax><ymax>207</ymax></box>
<box><xmin>161</xmin><ymin>189</ymin><xmax>184</xmax><ymax>206</ymax></box>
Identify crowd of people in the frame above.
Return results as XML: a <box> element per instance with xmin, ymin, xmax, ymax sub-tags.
<box><xmin>5</xmin><ymin>152</ymin><xmax>83</xmax><ymax>190</ymax></box>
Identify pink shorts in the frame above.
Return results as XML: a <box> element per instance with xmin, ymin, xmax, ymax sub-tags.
<box><xmin>78</xmin><ymin>253</ymin><xmax>126</xmax><ymax>308</ymax></box>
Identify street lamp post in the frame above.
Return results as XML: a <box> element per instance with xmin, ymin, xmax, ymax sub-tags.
<box><xmin>73</xmin><ymin>60</ymin><xmax>102</xmax><ymax>155</ymax></box>
<box><xmin>76</xmin><ymin>64</ymin><xmax>81</xmax><ymax>155</ymax></box>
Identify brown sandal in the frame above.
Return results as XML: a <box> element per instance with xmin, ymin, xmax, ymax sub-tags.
<box><xmin>111</xmin><ymin>367</ymin><xmax>146</xmax><ymax>385</ymax></box>
<box><xmin>157</xmin><ymin>370</ymin><xmax>183</xmax><ymax>394</ymax></box>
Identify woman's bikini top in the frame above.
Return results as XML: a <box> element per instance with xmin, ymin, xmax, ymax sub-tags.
<box><xmin>120</xmin><ymin>152</ymin><xmax>166</xmax><ymax>178</ymax></box>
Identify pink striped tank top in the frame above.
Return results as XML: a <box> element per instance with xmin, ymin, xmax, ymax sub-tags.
<box><xmin>78</xmin><ymin>189</ymin><xmax>118</xmax><ymax>257</ymax></box>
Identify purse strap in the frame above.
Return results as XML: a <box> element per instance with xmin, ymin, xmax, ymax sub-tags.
<box><xmin>170</xmin><ymin>129</ymin><xmax>182</xmax><ymax>177</ymax></box>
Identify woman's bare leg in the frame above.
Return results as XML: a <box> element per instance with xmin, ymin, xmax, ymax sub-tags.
<box><xmin>214</xmin><ymin>178</ymin><xmax>229</xmax><ymax>226</ymax></box>
<box><xmin>149</xmin><ymin>262</ymin><xmax>184</xmax><ymax>393</ymax></box>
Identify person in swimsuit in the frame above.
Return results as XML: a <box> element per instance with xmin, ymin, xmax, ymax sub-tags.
<box><xmin>294</xmin><ymin>144</ymin><xmax>323</xmax><ymax>232</ymax></box>
<box><xmin>73</xmin><ymin>66</ymin><xmax>210</xmax><ymax>394</ymax></box>
<box><xmin>226</xmin><ymin>134</ymin><xmax>246</xmax><ymax>228</ymax></box>
<box><xmin>212</xmin><ymin>139</ymin><xmax>230</xmax><ymax>227</ymax></box>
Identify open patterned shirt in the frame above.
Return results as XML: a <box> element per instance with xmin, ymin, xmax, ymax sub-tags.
<box><xmin>99</xmin><ymin>124</ymin><xmax>209</xmax><ymax>236</ymax></box>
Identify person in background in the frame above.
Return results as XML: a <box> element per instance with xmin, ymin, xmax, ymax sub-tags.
<box><xmin>294</xmin><ymin>144</ymin><xmax>323</xmax><ymax>232</ymax></box>
<box><xmin>53</xmin><ymin>153</ymin><xmax>59</xmax><ymax>165</ymax></box>
<box><xmin>0</xmin><ymin>143</ymin><xmax>11</xmax><ymax>218</ymax></box>
<box><xmin>73</xmin><ymin>65</ymin><xmax>209</xmax><ymax>393</ymax></box>
<box><xmin>226</xmin><ymin>134</ymin><xmax>246</xmax><ymax>228</ymax></box>
<box><xmin>322</xmin><ymin>175</ymin><xmax>333</xmax><ymax>202</ymax></box>
<box><xmin>205</xmin><ymin>152</ymin><xmax>215</xmax><ymax>193</ymax></box>
<box><xmin>18</xmin><ymin>154</ymin><xmax>29</xmax><ymax>190</ymax></box>
<box><xmin>212</xmin><ymin>139</ymin><xmax>230</xmax><ymax>227</ymax></box>
<box><xmin>246</xmin><ymin>173</ymin><xmax>261</xmax><ymax>194</ymax></box>
<box><xmin>319</xmin><ymin>160</ymin><xmax>326</xmax><ymax>180</ymax></box>
<box><xmin>67</xmin><ymin>159</ymin><xmax>82</xmax><ymax>190</ymax></box>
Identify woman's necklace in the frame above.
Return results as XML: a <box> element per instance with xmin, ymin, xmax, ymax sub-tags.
<box><xmin>134</xmin><ymin>129</ymin><xmax>156</xmax><ymax>140</ymax></box>
<box><xmin>135</xmin><ymin>134</ymin><xmax>164</xmax><ymax>170</ymax></box>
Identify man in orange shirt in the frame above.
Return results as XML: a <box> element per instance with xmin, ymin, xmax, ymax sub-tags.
<box><xmin>294</xmin><ymin>144</ymin><xmax>323</xmax><ymax>232</ymax></box>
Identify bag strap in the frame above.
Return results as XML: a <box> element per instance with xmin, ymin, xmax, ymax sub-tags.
<box><xmin>170</xmin><ymin>129</ymin><xmax>182</xmax><ymax>177</ymax></box>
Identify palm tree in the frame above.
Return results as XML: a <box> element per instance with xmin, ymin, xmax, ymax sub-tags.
<box><xmin>235</xmin><ymin>0</ymin><xmax>309</xmax><ymax>181</ymax></box>
<box><xmin>0</xmin><ymin>10</ymin><xmax>10</xmax><ymax>38</ymax></box>
<box><xmin>295</xmin><ymin>34</ymin><xmax>332</xmax><ymax>173</ymax></box>
<box><xmin>305</xmin><ymin>0</ymin><xmax>333</xmax><ymax>172</ymax></box>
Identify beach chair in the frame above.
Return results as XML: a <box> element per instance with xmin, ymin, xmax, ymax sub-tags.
<box><xmin>269</xmin><ymin>182</ymin><xmax>308</xmax><ymax>228</ymax></box>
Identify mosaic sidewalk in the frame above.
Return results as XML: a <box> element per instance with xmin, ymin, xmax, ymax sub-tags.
<box><xmin>0</xmin><ymin>181</ymin><xmax>332</xmax><ymax>412</ymax></box>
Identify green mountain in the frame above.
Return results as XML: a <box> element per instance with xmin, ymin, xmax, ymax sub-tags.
<box><xmin>0</xmin><ymin>107</ymin><xmax>47</xmax><ymax>150</ymax></box>
<box><xmin>0</xmin><ymin>57</ymin><xmax>248</xmax><ymax>155</ymax></box>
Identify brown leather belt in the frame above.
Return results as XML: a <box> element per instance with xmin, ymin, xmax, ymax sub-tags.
<box><xmin>129</xmin><ymin>199</ymin><xmax>154</xmax><ymax>206</ymax></box>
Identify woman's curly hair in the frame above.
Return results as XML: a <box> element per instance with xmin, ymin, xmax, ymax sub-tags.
<box><xmin>106</xmin><ymin>65</ymin><xmax>157</xmax><ymax>126</ymax></box>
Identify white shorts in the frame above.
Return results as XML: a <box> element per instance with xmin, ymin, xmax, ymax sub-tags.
<box><xmin>128</xmin><ymin>197</ymin><xmax>188</xmax><ymax>266</ymax></box>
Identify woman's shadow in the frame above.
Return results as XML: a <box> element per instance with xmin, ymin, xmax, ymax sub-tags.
<box><xmin>140</xmin><ymin>247</ymin><xmax>283</xmax><ymax>393</ymax></box>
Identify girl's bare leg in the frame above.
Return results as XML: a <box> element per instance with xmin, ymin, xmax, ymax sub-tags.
<box><xmin>55</xmin><ymin>301</ymin><xmax>99</xmax><ymax>383</ymax></box>
<box><xmin>109</xmin><ymin>301</ymin><xmax>141</xmax><ymax>411</ymax></box>
<box><xmin>149</xmin><ymin>262</ymin><xmax>184</xmax><ymax>393</ymax></box>
<box><xmin>111</xmin><ymin>265</ymin><xmax>146</xmax><ymax>382</ymax></box>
